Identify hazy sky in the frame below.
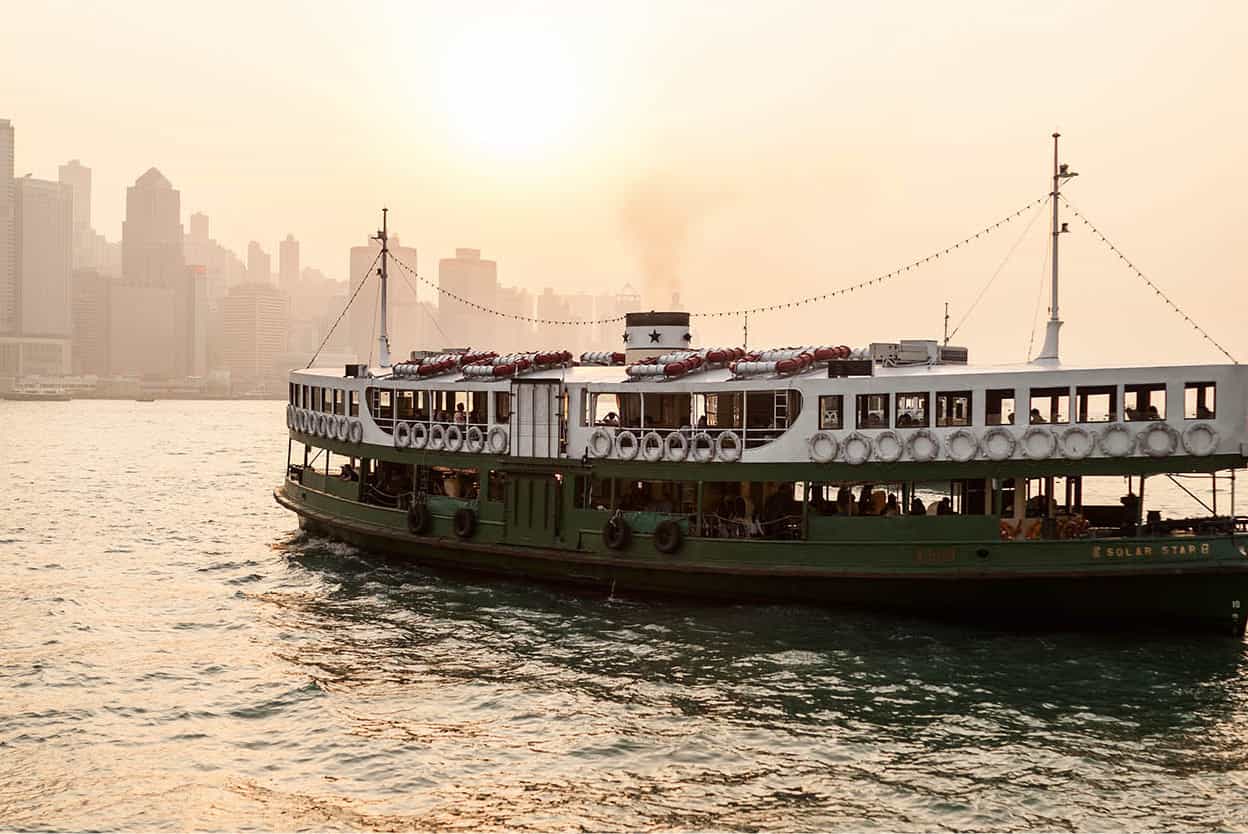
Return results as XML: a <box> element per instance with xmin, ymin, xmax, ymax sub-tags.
<box><xmin>4</xmin><ymin>0</ymin><xmax>1246</xmax><ymax>364</ymax></box>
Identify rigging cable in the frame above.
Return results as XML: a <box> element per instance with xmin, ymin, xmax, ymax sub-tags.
<box><xmin>393</xmin><ymin>264</ymin><xmax>450</xmax><ymax>344</ymax></box>
<box><xmin>367</xmin><ymin>275</ymin><xmax>381</xmax><ymax>367</ymax></box>
<box><xmin>1025</xmin><ymin>227</ymin><xmax>1052</xmax><ymax>360</ymax></box>
<box><xmin>305</xmin><ymin>249</ymin><xmax>382</xmax><ymax>369</ymax></box>
<box><xmin>1060</xmin><ymin>196</ymin><xmax>1238</xmax><ymax>364</ymax></box>
<box><xmin>947</xmin><ymin>195</ymin><xmax>1050</xmax><ymax>342</ymax></box>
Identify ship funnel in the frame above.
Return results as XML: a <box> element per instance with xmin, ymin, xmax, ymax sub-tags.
<box><xmin>624</xmin><ymin>311</ymin><xmax>693</xmax><ymax>363</ymax></box>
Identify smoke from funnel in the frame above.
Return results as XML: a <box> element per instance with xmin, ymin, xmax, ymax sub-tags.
<box><xmin>620</xmin><ymin>174</ymin><xmax>712</xmax><ymax>310</ymax></box>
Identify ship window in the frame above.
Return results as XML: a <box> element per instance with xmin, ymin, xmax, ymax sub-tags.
<box><xmin>936</xmin><ymin>391</ymin><xmax>972</xmax><ymax>427</ymax></box>
<box><xmin>697</xmin><ymin>392</ymin><xmax>743</xmax><ymax>429</ymax></box>
<box><xmin>819</xmin><ymin>395</ymin><xmax>844</xmax><ymax>430</ymax></box>
<box><xmin>301</xmin><ymin>384</ymin><xmax>309</xmax><ymax>407</ymax></box>
<box><xmin>349</xmin><ymin>391</ymin><xmax>359</xmax><ymax>417</ymax></box>
<box><xmin>1185</xmin><ymin>382</ymin><xmax>1215</xmax><ymax>419</ymax></box>
<box><xmin>395</xmin><ymin>390</ymin><xmax>415</xmax><ymax>420</ymax></box>
<box><xmin>1076</xmin><ymin>385</ymin><xmax>1116</xmax><ymax>422</ymax></box>
<box><xmin>643</xmin><ymin>393</ymin><xmax>692</xmax><ymax>429</ymax></box>
<box><xmin>986</xmin><ymin>389</ymin><xmax>1015</xmax><ymax>425</ymax></box>
<box><xmin>334</xmin><ymin>389</ymin><xmax>345</xmax><ymax>416</ymax></box>
<box><xmin>493</xmin><ymin>391</ymin><xmax>511</xmax><ymax>424</ymax></box>
<box><xmin>895</xmin><ymin>392</ymin><xmax>929</xmax><ymax>428</ymax></box>
<box><xmin>590</xmin><ymin>392</ymin><xmax>620</xmax><ymax>426</ymax></box>
<box><xmin>289</xmin><ymin>383</ymin><xmax>295</xmax><ymax>404</ymax></box>
<box><xmin>1124</xmin><ymin>383</ymin><xmax>1166</xmax><ymax>421</ymax></box>
<box><xmin>469</xmin><ymin>391</ymin><xmax>488</xmax><ymax>424</ymax></box>
<box><xmin>856</xmin><ymin>393</ymin><xmax>889</xmax><ymax>429</ymax></box>
<box><xmin>322</xmin><ymin>387</ymin><xmax>334</xmax><ymax>413</ymax></box>
<box><xmin>1029</xmin><ymin>387</ymin><xmax>1069</xmax><ymax>424</ymax></box>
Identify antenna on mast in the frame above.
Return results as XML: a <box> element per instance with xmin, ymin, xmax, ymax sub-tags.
<box><xmin>1035</xmin><ymin>133</ymin><xmax>1077</xmax><ymax>364</ymax></box>
<box><xmin>372</xmin><ymin>208</ymin><xmax>392</xmax><ymax>368</ymax></box>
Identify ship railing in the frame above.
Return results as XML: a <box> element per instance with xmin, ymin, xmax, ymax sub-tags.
<box><xmin>697</xmin><ymin>512</ymin><xmax>802</xmax><ymax>540</ymax></box>
<box><xmin>594</xmin><ymin>424</ymin><xmax>788</xmax><ymax>451</ymax></box>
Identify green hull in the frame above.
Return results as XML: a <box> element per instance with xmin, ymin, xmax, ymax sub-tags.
<box><xmin>276</xmin><ymin>482</ymin><xmax>1248</xmax><ymax>637</ymax></box>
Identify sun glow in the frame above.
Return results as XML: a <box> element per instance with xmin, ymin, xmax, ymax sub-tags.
<box><xmin>437</xmin><ymin>22</ymin><xmax>583</xmax><ymax>159</ymax></box>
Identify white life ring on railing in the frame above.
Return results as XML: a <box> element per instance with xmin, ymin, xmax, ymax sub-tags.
<box><xmin>874</xmin><ymin>430</ymin><xmax>904</xmax><ymax>463</ymax></box>
<box><xmin>808</xmin><ymin>431</ymin><xmax>840</xmax><ymax>463</ymax></box>
<box><xmin>1137</xmin><ymin>421</ymin><xmax>1178</xmax><ymax>457</ymax></box>
<box><xmin>428</xmin><ymin>423</ymin><xmax>446</xmax><ymax>451</ymax></box>
<box><xmin>317</xmin><ymin>414</ymin><xmax>330</xmax><ymax>437</ymax></box>
<box><xmin>487</xmin><ymin>425</ymin><xmax>509</xmax><ymax>454</ymax></box>
<box><xmin>305</xmin><ymin>412</ymin><xmax>315</xmax><ymax>434</ymax></box>
<box><xmin>294</xmin><ymin>409</ymin><xmax>305</xmax><ymax>432</ymax></box>
<box><xmin>982</xmin><ymin>427</ymin><xmax>1017</xmax><ymax>461</ymax></box>
<box><xmin>286</xmin><ymin>404</ymin><xmax>294</xmax><ymax>428</ymax></box>
<box><xmin>465</xmin><ymin>425</ymin><xmax>485</xmax><ymax>454</ymax></box>
<box><xmin>690</xmin><ymin>431</ymin><xmax>716</xmax><ymax>463</ymax></box>
<box><xmin>1099</xmin><ymin>422</ymin><xmax>1133</xmax><ymax>457</ymax></box>
<box><xmin>394</xmin><ymin>421</ymin><xmax>412</xmax><ymax>448</ymax></box>
<box><xmin>716</xmin><ymin>431</ymin><xmax>743</xmax><ymax>462</ymax></box>
<box><xmin>641</xmin><ymin>431</ymin><xmax>665</xmax><ymax>462</ymax></box>
<box><xmin>944</xmin><ymin>428</ymin><xmax>978</xmax><ymax>462</ymax></box>
<box><xmin>1060</xmin><ymin>425</ymin><xmax>1095</xmax><ymax>460</ymax></box>
<box><xmin>336</xmin><ymin>415</ymin><xmax>350</xmax><ymax>442</ymax></box>
<box><xmin>842</xmin><ymin>432</ymin><xmax>872</xmax><ymax>465</ymax></box>
<box><xmin>1022</xmin><ymin>426</ymin><xmax>1057</xmax><ymax>460</ymax></box>
<box><xmin>615</xmin><ymin>430</ymin><xmax>640</xmax><ymax>460</ymax></box>
<box><xmin>1182</xmin><ymin>422</ymin><xmax>1219</xmax><ymax>456</ymax></box>
<box><xmin>348</xmin><ymin>419</ymin><xmax>364</xmax><ymax>444</ymax></box>
<box><xmin>411</xmin><ymin>423</ymin><xmax>428</xmax><ymax>450</ymax></box>
<box><xmin>664</xmin><ymin>431</ymin><xmax>689</xmax><ymax>462</ymax></box>
<box><xmin>588</xmin><ymin>427</ymin><xmax>614</xmax><ymax>458</ymax></box>
<box><xmin>444</xmin><ymin>424</ymin><xmax>465</xmax><ymax>452</ymax></box>
<box><xmin>908</xmin><ymin>429</ymin><xmax>940</xmax><ymax>462</ymax></box>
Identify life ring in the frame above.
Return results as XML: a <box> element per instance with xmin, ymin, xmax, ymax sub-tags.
<box><xmin>444</xmin><ymin>424</ymin><xmax>465</xmax><ymax>453</ymax></box>
<box><xmin>348</xmin><ymin>419</ymin><xmax>364</xmax><ymax>444</ymax></box>
<box><xmin>1137</xmin><ymin>421</ymin><xmax>1178</xmax><ymax>457</ymax></box>
<box><xmin>315</xmin><ymin>413</ymin><xmax>328</xmax><ymax>437</ymax></box>
<box><xmin>615</xmin><ymin>430</ymin><xmax>640</xmax><ymax>460</ymax></box>
<box><xmin>1022</xmin><ymin>426</ymin><xmax>1057</xmax><ymax>460</ymax></box>
<box><xmin>981</xmin><ymin>427</ymin><xmax>1015</xmax><ymax>461</ymax></box>
<box><xmin>394</xmin><ymin>421</ymin><xmax>412</xmax><ymax>448</ymax></box>
<box><xmin>465</xmin><ymin>425</ymin><xmax>485</xmax><ymax>454</ymax></box>
<box><xmin>487</xmin><ymin>425</ymin><xmax>509</xmax><ymax>454</ymax></box>
<box><xmin>587</xmin><ymin>427</ymin><xmax>614</xmax><ymax>458</ymax></box>
<box><xmin>428</xmin><ymin>423</ymin><xmax>446</xmax><ymax>451</ymax></box>
<box><xmin>407</xmin><ymin>503</ymin><xmax>432</xmax><ymax>535</ymax></box>
<box><xmin>664</xmin><ymin>431</ymin><xmax>689</xmax><ymax>462</ymax></box>
<box><xmin>603</xmin><ymin>517</ymin><xmax>631</xmax><ymax>550</ymax></box>
<box><xmin>654</xmin><ymin>520</ymin><xmax>683</xmax><ymax>554</ymax></box>
<box><xmin>907</xmin><ymin>429</ymin><xmax>939</xmax><ymax>463</ymax></box>
<box><xmin>808</xmin><ymin>431</ymin><xmax>840</xmax><ymax>464</ymax></box>
<box><xmin>1098</xmin><ymin>422</ymin><xmax>1133</xmax><ymax>457</ymax></box>
<box><xmin>1182</xmin><ymin>422</ymin><xmax>1219</xmax><ymax>456</ymax></box>
<box><xmin>945</xmin><ymin>428</ymin><xmax>979</xmax><ymax>463</ymax></box>
<box><xmin>842</xmin><ymin>432</ymin><xmax>872</xmax><ymax>465</ymax></box>
<box><xmin>286</xmin><ymin>404</ymin><xmax>294</xmax><ymax>428</ymax></box>
<box><xmin>300</xmin><ymin>410</ymin><xmax>311</xmax><ymax>433</ymax></box>
<box><xmin>690</xmin><ymin>432</ymin><xmax>716</xmax><ymax>463</ymax></box>
<box><xmin>1060</xmin><ymin>425</ymin><xmax>1095</xmax><ymax>460</ymax></box>
<box><xmin>294</xmin><ymin>409</ymin><xmax>305</xmax><ymax>432</ymax></box>
<box><xmin>641</xmin><ymin>431</ymin><xmax>665</xmax><ymax>463</ymax></box>
<box><xmin>715</xmin><ymin>431</ymin><xmax>743</xmax><ymax>462</ymax></box>
<box><xmin>411</xmin><ymin>423</ymin><xmax>429</xmax><ymax>450</ymax></box>
<box><xmin>335</xmin><ymin>415</ymin><xmax>350</xmax><ymax>442</ymax></box>
<box><xmin>452</xmin><ymin>507</ymin><xmax>476</xmax><ymax>539</ymax></box>
<box><xmin>874</xmin><ymin>430</ymin><xmax>904</xmax><ymax>463</ymax></box>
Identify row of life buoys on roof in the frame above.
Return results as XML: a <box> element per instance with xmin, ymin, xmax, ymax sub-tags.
<box><xmin>804</xmin><ymin>421</ymin><xmax>1219</xmax><ymax>464</ymax></box>
<box><xmin>580</xmin><ymin>351</ymin><xmax>627</xmax><ymax>366</ymax></box>
<box><xmin>625</xmin><ymin>347</ymin><xmax>744</xmax><ymax>380</ymax></box>
<box><xmin>462</xmin><ymin>350</ymin><xmax>573</xmax><ymax>379</ymax></box>
<box><xmin>729</xmin><ymin>345</ymin><xmax>855</xmax><ymax>378</ymax></box>
<box><xmin>288</xmin><ymin>406</ymin><xmax>364</xmax><ymax>444</ymax></box>
<box><xmin>391</xmin><ymin>421</ymin><xmax>508</xmax><ymax>454</ymax></box>
<box><xmin>587</xmin><ymin>427</ymin><xmax>743</xmax><ymax>462</ymax></box>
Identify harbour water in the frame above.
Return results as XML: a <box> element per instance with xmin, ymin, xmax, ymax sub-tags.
<box><xmin>2</xmin><ymin>400</ymin><xmax>1246</xmax><ymax>831</ymax></box>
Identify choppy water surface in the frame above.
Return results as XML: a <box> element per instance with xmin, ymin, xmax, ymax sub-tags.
<box><xmin>2</xmin><ymin>400</ymin><xmax>1247</xmax><ymax>832</ymax></box>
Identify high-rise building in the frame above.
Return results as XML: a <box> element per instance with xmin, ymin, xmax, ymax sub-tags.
<box><xmin>437</xmin><ymin>248</ymin><xmax>498</xmax><ymax>351</ymax></box>
<box><xmin>348</xmin><ymin>235</ymin><xmax>418</xmax><ymax>363</ymax></box>
<box><xmin>122</xmin><ymin>168</ymin><xmax>184</xmax><ymax>288</ymax></box>
<box><xmin>188</xmin><ymin>212</ymin><xmax>209</xmax><ymax>242</ymax></box>
<box><xmin>57</xmin><ymin>159</ymin><xmax>94</xmax><ymax>269</ymax></box>
<box><xmin>279</xmin><ymin>234</ymin><xmax>299</xmax><ymax>293</ymax></box>
<box><xmin>15</xmin><ymin>176</ymin><xmax>73</xmax><ymax>338</ymax></box>
<box><xmin>221</xmin><ymin>281</ymin><xmax>289</xmax><ymax>392</ymax></box>
<box><xmin>177</xmin><ymin>264</ymin><xmax>208</xmax><ymax>377</ymax></box>
<box><xmin>72</xmin><ymin>269</ymin><xmax>109</xmax><ymax>376</ymax></box>
<box><xmin>0</xmin><ymin>119</ymin><xmax>15</xmax><ymax>334</ymax></box>
<box><xmin>247</xmin><ymin>241</ymin><xmax>271</xmax><ymax>286</ymax></box>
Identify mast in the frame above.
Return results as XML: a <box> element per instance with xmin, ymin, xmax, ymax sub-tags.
<box><xmin>372</xmin><ymin>208</ymin><xmax>392</xmax><ymax>368</ymax></box>
<box><xmin>1036</xmin><ymin>133</ymin><xmax>1076</xmax><ymax>364</ymax></box>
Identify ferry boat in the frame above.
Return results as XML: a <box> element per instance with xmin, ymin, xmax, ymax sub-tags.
<box><xmin>275</xmin><ymin>139</ymin><xmax>1248</xmax><ymax>637</ymax></box>
<box><xmin>3</xmin><ymin>379</ymin><xmax>72</xmax><ymax>401</ymax></box>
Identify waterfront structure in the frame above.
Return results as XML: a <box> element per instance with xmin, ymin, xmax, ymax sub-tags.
<box><xmin>278</xmin><ymin>146</ymin><xmax>1248</xmax><ymax>638</ymax></box>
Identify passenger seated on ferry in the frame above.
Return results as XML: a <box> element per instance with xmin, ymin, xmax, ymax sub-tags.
<box><xmin>1120</xmin><ymin>492</ymin><xmax>1140</xmax><ymax>534</ymax></box>
<box><xmin>1030</xmin><ymin>408</ymin><xmax>1046</xmax><ymax>424</ymax></box>
<box><xmin>909</xmin><ymin>495</ymin><xmax>926</xmax><ymax>516</ymax></box>
<box><xmin>601</xmin><ymin>412</ymin><xmax>620</xmax><ymax>427</ymax></box>
<box><xmin>836</xmin><ymin>485</ymin><xmax>854</xmax><ymax>515</ymax></box>
<box><xmin>883</xmin><ymin>494</ymin><xmax>900</xmax><ymax>516</ymax></box>
<box><xmin>696</xmin><ymin>415</ymin><xmax>708</xmax><ymax>429</ymax></box>
<box><xmin>763</xmin><ymin>484</ymin><xmax>798</xmax><ymax>524</ymax></box>
<box><xmin>857</xmin><ymin>485</ymin><xmax>875</xmax><ymax>515</ymax></box>
<box><xmin>454</xmin><ymin>403</ymin><xmax>467</xmax><ymax>424</ymax></box>
<box><xmin>1146</xmin><ymin>405</ymin><xmax>1161</xmax><ymax>420</ymax></box>
<box><xmin>936</xmin><ymin>497</ymin><xmax>953</xmax><ymax>515</ymax></box>
<box><xmin>339</xmin><ymin>463</ymin><xmax>358</xmax><ymax>481</ymax></box>
<box><xmin>1025</xmin><ymin>494</ymin><xmax>1051</xmax><ymax>517</ymax></box>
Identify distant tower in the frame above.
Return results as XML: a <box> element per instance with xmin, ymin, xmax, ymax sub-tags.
<box><xmin>57</xmin><ymin>159</ymin><xmax>92</xmax><ymax>268</ymax></box>
<box><xmin>122</xmin><ymin>168</ymin><xmax>184</xmax><ymax>288</ymax></box>
<box><xmin>247</xmin><ymin>241</ymin><xmax>271</xmax><ymax>286</ymax></box>
<box><xmin>278</xmin><ymin>234</ymin><xmax>299</xmax><ymax>293</ymax></box>
<box><xmin>15</xmin><ymin>176</ymin><xmax>73</xmax><ymax>337</ymax></box>
<box><xmin>188</xmin><ymin>212</ymin><xmax>209</xmax><ymax>243</ymax></box>
<box><xmin>0</xmin><ymin>119</ymin><xmax>15</xmax><ymax>333</ymax></box>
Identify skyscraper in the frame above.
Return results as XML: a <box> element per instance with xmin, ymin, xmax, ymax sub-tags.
<box><xmin>122</xmin><ymin>168</ymin><xmax>184</xmax><ymax>288</ymax></box>
<box><xmin>0</xmin><ymin>119</ymin><xmax>15</xmax><ymax>334</ymax></box>
<box><xmin>222</xmin><ymin>282</ymin><xmax>289</xmax><ymax>392</ymax></box>
<box><xmin>15</xmin><ymin>176</ymin><xmax>73</xmax><ymax>337</ymax></box>
<box><xmin>279</xmin><ymin>234</ymin><xmax>299</xmax><ymax>293</ymax></box>
<box><xmin>247</xmin><ymin>241</ymin><xmax>271</xmax><ymax>286</ymax></box>
<box><xmin>438</xmin><ymin>248</ymin><xmax>498</xmax><ymax>350</ymax></box>
<box><xmin>57</xmin><ymin>159</ymin><xmax>93</xmax><ymax>269</ymax></box>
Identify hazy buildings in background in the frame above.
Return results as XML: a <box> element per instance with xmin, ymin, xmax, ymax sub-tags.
<box><xmin>221</xmin><ymin>281</ymin><xmax>288</xmax><ymax>392</ymax></box>
<box><xmin>279</xmin><ymin>234</ymin><xmax>298</xmax><ymax>293</ymax></box>
<box><xmin>348</xmin><ymin>234</ymin><xmax>420</xmax><ymax>363</ymax></box>
<box><xmin>15</xmin><ymin>176</ymin><xmax>73</xmax><ymax>339</ymax></box>
<box><xmin>0</xmin><ymin>119</ymin><xmax>16</xmax><ymax>335</ymax></box>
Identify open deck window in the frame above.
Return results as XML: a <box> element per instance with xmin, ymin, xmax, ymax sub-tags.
<box><xmin>322</xmin><ymin>387</ymin><xmax>333</xmax><ymax>413</ymax></box>
<box><xmin>986</xmin><ymin>389</ymin><xmax>1015</xmax><ymax>425</ymax></box>
<box><xmin>697</xmin><ymin>392</ymin><xmax>743</xmax><ymax>430</ymax></box>
<box><xmin>1076</xmin><ymin>385</ymin><xmax>1116</xmax><ymax>422</ymax></box>
<box><xmin>1124</xmin><ymin>383</ymin><xmax>1166</xmax><ymax>421</ymax></box>
<box><xmin>493</xmin><ymin>391</ymin><xmax>512</xmax><ymax>424</ymax></box>
<box><xmin>1185</xmin><ymin>382</ymin><xmax>1215</xmax><ymax>419</ymax></box>
<box><xmin>895</xmin><ymin>392</ymin><xmax>930</xmax><ymax>428</ymax></box>
<box><xmin>819</xmin><ymin>395</ymin><xmax>844</xmax><ymax>430</ymax></box>
<box><xmin>856</xmin><ymin>393</ymin><xmax>889</xmax><ymax>429</ymax></box>
<box><xmin>936</xmin><ymin>391</ymin><xmax>972</xmax><ymax>427</ymax></box>
<box><xmin>395</xmin><ymin>390</ymin><xmax>415</xmax><ymax>420</ymax></box>
<box><xmin>643</xmin><ymin>393</ymin><xmax>692</xmax><ymax>429</ymax></box>
<box><xmin>1029</xmin><ymin>387</ymin><xmax>1069</xmax><ymax>424</ymax></box>
<box><xmin>349</xmin><ymin>391</ymin><xmax>359</xmax><ymax>417</ymax></box>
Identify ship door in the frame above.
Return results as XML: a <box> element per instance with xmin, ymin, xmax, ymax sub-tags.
<box><xmin>504</xmin><ymin>474</ymin><xmax>560</xmax><ymax>546</ymax></box>
<box><xmin>510</xmin><ymin>379</ymin><xmax>563</xmax><ymax>458</ymax></box>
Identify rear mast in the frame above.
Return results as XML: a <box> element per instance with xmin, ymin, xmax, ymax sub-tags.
<box><xmin>372</xmin><ymin>208</ymin><xmax>392</xmax><ymax>368</ymax></box>
<box><xmin>1036</xmin><ymin>133</ymin><xmax>1077</xmax><ymax>364</ymax></box>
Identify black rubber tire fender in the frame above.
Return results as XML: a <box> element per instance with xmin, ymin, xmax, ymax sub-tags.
<box><xmin>453</xmin><ymin>507</ymin><xmax>477</xmax><ymax>539</ymax></box>
<box><xmin>654</xmin><ymin>519</ymin><xmax>683</xmax><ymax>555</ymax></box>
<box><xmin>407</xmin><ymin>503</ymin><xmax>432</xmax><ymax>535</ymax></box>
<box><xmin>603</xmin><ymin>518</ymin><xmax>631</xmax><ymax>550</ymax></box>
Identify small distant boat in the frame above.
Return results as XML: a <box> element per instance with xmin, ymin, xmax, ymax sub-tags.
<box><xmin>135</xmin><ymin>396</ymin><xmax>156</xmax><ymax>402</ymax></box>
<box><xmin>3</xmin><ymin>381</ymin><xmax>72</xmax><ymax>401</ymax></box>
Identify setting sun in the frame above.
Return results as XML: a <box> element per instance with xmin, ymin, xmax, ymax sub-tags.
<box><xmin>436</xmin><ymin>21</ymin><xmax>583</xmax><ymax>158</ymax></box>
